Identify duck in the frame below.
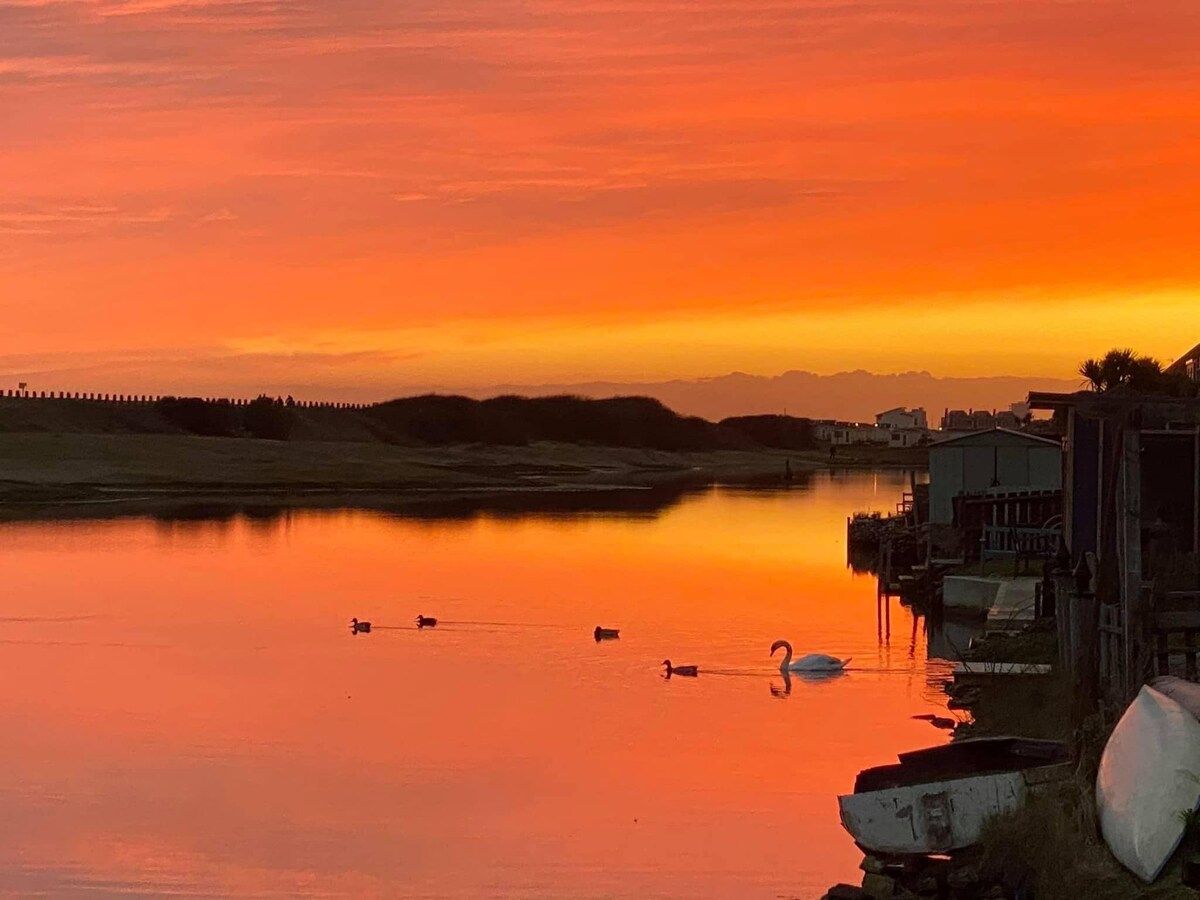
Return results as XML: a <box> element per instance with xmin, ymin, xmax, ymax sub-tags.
<box><xmin>350</xmin><ymin>617</ymin><xmax>371</xmax><ymax>634</ymax></box>
<box><xmin>912</xmin><ymin>713</ymin><xmax>957</xmax><ymax>730</ymax></box>
<box><xmin>416</xmin><ymin>615</ymin><xmax>438</xmax><ymax>628</ymax></box>
<box><xmin>594</xmin><ymin>626</ymin><xmax>620</xmax><ymax>641</ymax></box>
<box><xmin>769</xmin><ymin>639</ymin><xmax>849</xmax><ymax>673</ymax></box>
<box><xmin>662</xmin><ymin>660</ymin><xmax>698</xmax><ymax>677</ymax></box>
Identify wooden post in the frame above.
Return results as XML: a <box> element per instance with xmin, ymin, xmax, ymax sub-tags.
<box><xmin>1056</xmin><ymin>572</ymin><xmax>1073</xmax><ymax>678</ymax></box>
<box><xmin>1073</xmin><ymin>542</ymin><xmax>1102</xmax><ymax>718</ymax></box>
<box><xmin>1121</xmin><ymin>428</ymin><xmax>1143</xmax><ymax>699</ymax></box>
<box><xmin>1194</xmin><ymin>427</ymin><xmax>1199</xmax><ymax>556</ymax></box>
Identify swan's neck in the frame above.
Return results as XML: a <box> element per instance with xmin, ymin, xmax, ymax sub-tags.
<box><xmin>778</xmin><ymin>642</ymin><xmax>793</xmax><ymax>671</ymax></box>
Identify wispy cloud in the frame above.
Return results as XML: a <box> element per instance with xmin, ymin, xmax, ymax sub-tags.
<box><xmin>2</xmin><ymin>0</ymin><xmax>1199</xmax><ymax>382</ymax></box>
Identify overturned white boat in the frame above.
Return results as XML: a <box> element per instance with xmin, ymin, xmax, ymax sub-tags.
<box><xmin>838</xmin><ymin>737</ymin><xmax>1070</xmax><ymax>855</ymax></box>
<box><xmin>1097</xmin><ymin>685</ymin><xmax>1200</xmax><ymax>883</ymax></box>
<box><xmin>1150</xmin><ymin>675</ymin><xmax>1200</xmax><ymax>722</ymax></box>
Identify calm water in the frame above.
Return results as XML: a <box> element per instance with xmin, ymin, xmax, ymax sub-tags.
<box><xmin>0</xmin><ymin>472</ymin><xmax>964</xmax><ymax>898</ymax></box>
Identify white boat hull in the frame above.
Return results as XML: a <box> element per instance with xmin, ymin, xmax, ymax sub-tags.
<box><xmin>1151</xmin><ymin>675</ymin><xmax>1200</xmax><ymax>723</ymax></box>
<box><xmin>1097</xmin><ymin>685</ymin><xmax>1200</xmax><ymax>883</ymax></box>
<box><xmin>839</xmin><ymin>771</ymin><xmax>1026</xmax><ymax>854</ymax></box>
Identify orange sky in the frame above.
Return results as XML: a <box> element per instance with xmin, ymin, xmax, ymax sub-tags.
<box><xmin>3</xmin><ymin>0</ymin><xmax>1199</xmax><ymax>397</ymax></box>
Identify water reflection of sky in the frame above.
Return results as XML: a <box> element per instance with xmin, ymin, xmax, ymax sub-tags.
<box><xmin>0</xmin><ymin>472</ymin><xmax>968</xmax><ymax>898</ymax></box>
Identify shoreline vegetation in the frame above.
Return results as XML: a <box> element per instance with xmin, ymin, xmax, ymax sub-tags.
<box><xmin>0</xmin><ymin>394</ymin><xmax>927</xmax><ymax>517</ymax></box>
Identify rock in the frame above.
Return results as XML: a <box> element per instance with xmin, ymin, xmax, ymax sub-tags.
<box><xmin>946</xmin><ymin>864</ymin><xmax>980</xmax><ymax>891</ymax></box>
<box><xmin>913</xmin><ymin>874</ymin><xmax>939</xmax><ymax>896</ymax></box>
<box><xmin>861</xmin><ymin>872</ymin><xmax>896</xmax><ymax>899</ymax></box>
<box><xmin>860</xmin><ymin>856</ymin><xmax>888</xmax><ymax>875</ymax></box>
<box><xmin>823</xmin><ymin>884</ymin><xmax>870</xmax><ymax>900</ymax></box>
<box><xmin>982</xmin><ymin>886</ymin><xmax>1006</xmax><ymax>899</ymax></box>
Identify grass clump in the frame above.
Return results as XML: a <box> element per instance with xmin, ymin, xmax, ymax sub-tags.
<box><xmin>977</xmin><ymin>705</ymin><xmax>1194</xmax><ymax>898</ymax></box>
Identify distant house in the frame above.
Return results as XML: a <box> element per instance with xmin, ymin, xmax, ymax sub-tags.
<box><xmin>995</xmin><ymin>410</ymin><xmax>1022</xmax><ymax>430</ymax></box>
<box><xmin>811</xmin><ymin>420</ymin><xmax>837</xmax><ymax>441</ymax></box>
<box><xmin>940</xmin><ymin>408</ymin><xmax>1017</xmax><ymax>432</ymax></box>
<box><xmin>888</xmin><ymin>427</ymin><xmax>930</xmax><ymax>448</ymax></box>
<box><xmin>876</xmin><ymin>407</ymin><xmax>928</xmax><ymax>430</ymax></box>
<box><xmin>928</xmin><ymin>428</ymin><xmax>1062</xmax><ymax>525</ymax></box>
<box><xmin>830</xmin><ymin>423</ymin><xmax>890</xmax><ymax>445</ymax></box>
<box><xmin>941</xmin><ymin>409</ymin><xmax>973</xmax><ymax>431</ymax></box>
<box><xmin>1167</xmin><ymin>342</ymin><xmax>1200</xmax><ymax>385</ymax></box>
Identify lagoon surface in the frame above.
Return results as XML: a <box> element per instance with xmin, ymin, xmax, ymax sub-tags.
<box><xmin>0</xmin><ymin>472</ymin><xmax>961</xmax><ymax>898</ymax></box>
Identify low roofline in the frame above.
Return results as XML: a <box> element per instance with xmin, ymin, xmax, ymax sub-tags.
<box><xmin>1167</xmin><ymin>343</ymin><xmax>1200</xmax><ymax>374</ymax></box>
<box><xmin>930</xmin><ymin>426</ymin><xmax>1061</xmax><ymax>447</ymax></box>
<box><xmin>1028</xmin><ymin>390</ymin><xmax>1200</xmax><ymax>412</ymax></box>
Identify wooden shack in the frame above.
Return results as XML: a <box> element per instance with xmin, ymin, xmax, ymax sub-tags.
<box><xmin>1028</xmin><ymin>392</ymin><xmax>1200</xmax><ymax>705</ymax></box>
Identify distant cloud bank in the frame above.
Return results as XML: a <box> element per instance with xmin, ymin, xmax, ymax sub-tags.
<box><xmin>449</xmin><ymin>370</ymin><xmax>1080</xmax><ymax>422</ymax></box>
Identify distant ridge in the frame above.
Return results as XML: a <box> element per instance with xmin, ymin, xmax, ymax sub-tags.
<box><xmin>456</xmin><ymin>370</ymin><xmax>1081</xmax><ymax>422</ymax></box>
<box><xmin>0</xmin><ymin>392</ymin><xmax>773</xmax><ymax>451</ymax></box>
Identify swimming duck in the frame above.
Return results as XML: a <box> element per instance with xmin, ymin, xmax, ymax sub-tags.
<box><xmin>662</xmin><ymin>659</ymin><xmax>698</xmax><ymax>677</ymax></box>
<box><xmin>594</xmin><ymin>626</ymin><xmax>620</xmax><ymax>641</ymax></box>
<box><xmin>416</xmin><ymin>615</ymin><xmax>438</xmax><ymax>628</ymax></box>
<box><xmin>350</xmin><ymin>617</ymin><xmax>371</xmax><ymax>634</ymax></box>
<box><xmin>770</xmin><ymin>639</ymin><xmax>849</xmax><ymax>673</ymax></box>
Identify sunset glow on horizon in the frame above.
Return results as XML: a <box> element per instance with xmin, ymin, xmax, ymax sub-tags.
<box><xmin>4</xmin><ymin>0</ymin><xmax>1200</xmax><ymax>398</ymax></box>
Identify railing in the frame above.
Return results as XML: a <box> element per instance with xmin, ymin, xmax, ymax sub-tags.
<box><xmin>954</xmin><ymin>488</ymin><xmax>1063</xmax><ymax>531</ymax></box>
<box><xmin>981</xmin><ymin>524</ymin><xmax>1063</xmax><ymax>560</ymax></box>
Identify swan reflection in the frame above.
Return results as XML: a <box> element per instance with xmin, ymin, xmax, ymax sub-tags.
<box><xmin>770</xmin><ymin>666</ymin><xmax>846</xmax><ymax>697</ymax></box>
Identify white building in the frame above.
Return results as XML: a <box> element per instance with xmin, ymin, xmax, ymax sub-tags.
<box><xmin>888</xmin><ymin>427</ymin><xmax>930</xmax><ymax>448</ymax></box>
<box><xmin>876</xmin><ymin>407</ymin><xmax>928</xmax><ymax>430</ymax></box>
<box><xmin>815</xmin><ymin>421</ymin><xmax>891</xmax><ymax>445</ymax></box>
<box><xmin>928</xmin><ymin>428</ymin><xmax>1062</xmax><ymax>525</ymax></box>
<box><xmin>812</xmin><ymin>421</ymin><xmax>837</xmax><ymax>441</ymax></box>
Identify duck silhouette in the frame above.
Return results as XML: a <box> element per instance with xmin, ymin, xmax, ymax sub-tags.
<box><xmin>662</xmin><ymin>660</ymin><xmax>698</xmax><ymax>677</ymax></box>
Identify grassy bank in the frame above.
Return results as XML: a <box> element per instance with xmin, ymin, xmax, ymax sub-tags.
<box><xmin>0</xmin><ymin>432</ymin><xmax>814</xmax><ymax>505</ymax></box>
<box><xmin>0</xmin><ymin>394</ymin><xmax>927</xmax><ymax>513</ymax></box>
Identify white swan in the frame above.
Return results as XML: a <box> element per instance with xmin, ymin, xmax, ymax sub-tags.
<box><xmin>770</xmin><ymin>639</ymin><xmax>850</xmax><ymax>673</ymax></box>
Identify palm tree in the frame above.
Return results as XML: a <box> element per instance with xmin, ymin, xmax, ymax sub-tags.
<box><xmin>1077</xmin><ymin>348</ymin><xmax>1163</xmax><ymax>392</ymax></box>
<box><xmin>1079</xmin><ymin>357</ymin><xmax>1104</xmax><ymax>391</ymax></box>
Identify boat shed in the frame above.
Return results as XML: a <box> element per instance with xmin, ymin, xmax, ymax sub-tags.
<box><xmin>928</xmin><ymin>428</ymin><xmax>1062</xmax><ymax>525</ymax></box>
<box><xmin>1027</xmin><ymin>391</ymin><xmax>1200</xmax><ymax>706</ymax></box>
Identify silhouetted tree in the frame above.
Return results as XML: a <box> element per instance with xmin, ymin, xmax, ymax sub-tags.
<box><xmin>155</xmin><ymin>397</ymin><xmax>239</xmax><ymax>436</ymax></box>
<box><xmin>1075</xmin><ymin>348</ymin><xmax>1194</xmax><ymax>394</ymax></box>
<box><xmin>717</xmin><ymin>414</ymin><xmax>816</xmax><ymax>450</ymax></box>
<box><xmin>244</xmin><ymin>394</ymin><xmax>295</xmax><ymax>439</ymax></box>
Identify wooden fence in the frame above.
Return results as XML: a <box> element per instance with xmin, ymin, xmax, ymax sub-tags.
<box><xmin>955</xmin><ymin>489</ymin><xmax>1063</xmax><ymax>561</ymax></box>
<box><xmin>1152</xmin><ymin>594</ymin><xmax>1200</xmax><ymax>680</ymax></box>
<box><xmin>0</xmin><ymin>391</ymin><xmax>371</xmax><ymax>411</ymax></box>
<box><xmin>981</xmin><ymin>524</ymin><xmax>1062</xmax><ymax>560</ymax></box>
